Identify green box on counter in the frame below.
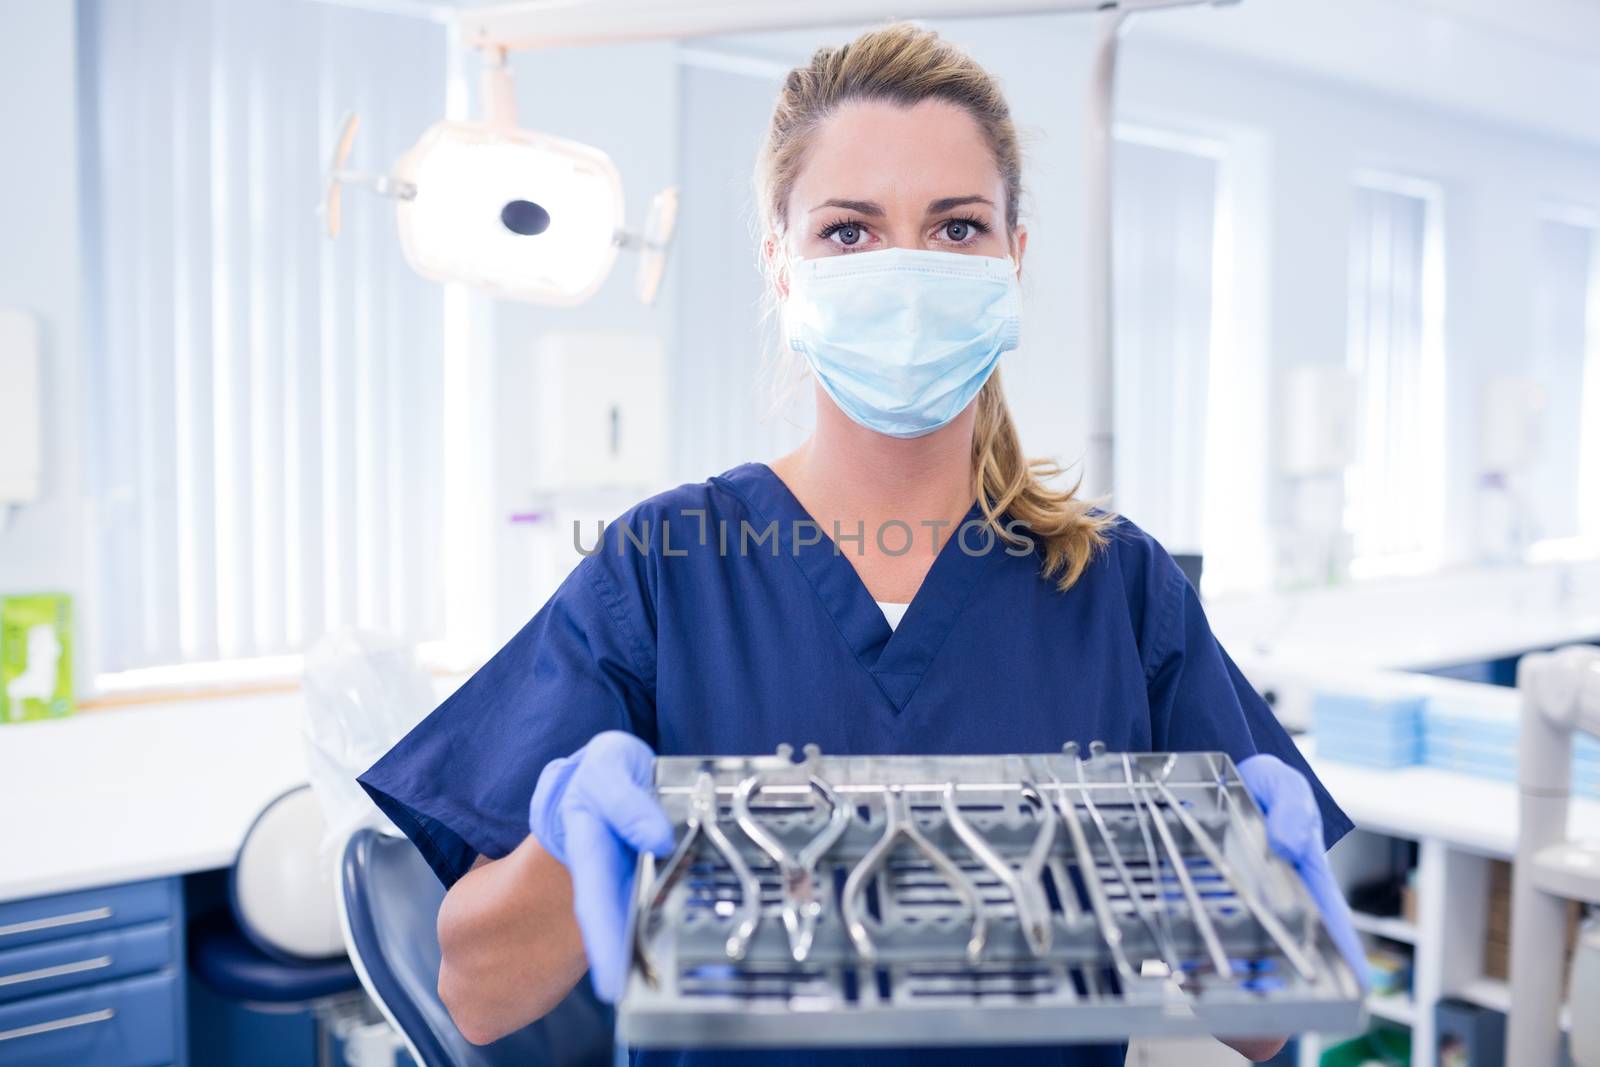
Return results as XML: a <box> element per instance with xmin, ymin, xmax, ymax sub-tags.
<box><xmin>1</xmin><ymin>593</ymin><xmax>74</xmax><ymax>723</ymax></box>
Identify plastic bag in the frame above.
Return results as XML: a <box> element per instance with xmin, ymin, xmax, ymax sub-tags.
<box><xmin>300</xmin><ymin>629</ymin><xmax>437</xmax><ymax>855</ymax></box>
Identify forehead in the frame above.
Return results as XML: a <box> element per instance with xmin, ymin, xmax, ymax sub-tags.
<box><xmin>790</xmin><ymin>97</ymin><xmax>1004</xmax><ymax>214</ymax></box>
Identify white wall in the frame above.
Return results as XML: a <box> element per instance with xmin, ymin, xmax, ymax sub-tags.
<box><xmin>0</xmin><ymin>2</ymin><xmax>91</xmax><ymax>685</ymax></box>
<box><xmin>1115</xmin><ymin>31</ymin><xmax>1600</xmax><ymax>568</ymax></box>
<box><xmin>673</xmin><ymin>58</ymin><xmax>802</xmax><ymax>483</ymax></box>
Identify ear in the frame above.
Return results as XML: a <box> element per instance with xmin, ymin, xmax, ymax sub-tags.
<box><xmin>1011</xmin><ymin>222</ymin><xmax>1028</xmax><ymax>278</ymax></box>
<box><xmin>763</xmin><ymin>233</ymin><xmax>790</xmax><ymax>300</ymax></box>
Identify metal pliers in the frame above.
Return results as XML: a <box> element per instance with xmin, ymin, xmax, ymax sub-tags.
<box><xmin>635</xmin><ymin>771</ymin><xmax>762</xmax><ymax>985</ymax></box>
<box><xmin>733</xmin><ymin>773</ymin><xmax>852</xmax><ymax>962</ymax></box>
<box><xmin>942</xmin><ymin>780</ymin><xmax>1057</xmax><ymax>956</ymax></box>
<box><xmin>842</xmin><ymin>784</ymin><xmax>987</xmax><ymax>963</ymax></box>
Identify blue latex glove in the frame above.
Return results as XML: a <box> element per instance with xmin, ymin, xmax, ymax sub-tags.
<box><xmin>1237</xmin><ymin>754</ymin><xmax>1368</xmax><ymax>989</ymax></box>
<box><xmin>529</xmin><ymin>731</ymin><xmax>676</xmax><ymax>1001</ymax></box>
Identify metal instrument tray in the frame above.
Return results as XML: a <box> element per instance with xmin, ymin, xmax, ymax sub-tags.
<box><xmin>618</xmin><ymin>745</ymin><xmax>1365</xmax><ymax>1048</ymax></box>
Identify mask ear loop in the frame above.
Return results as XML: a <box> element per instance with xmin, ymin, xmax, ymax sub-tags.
<box><xmin>764</xmin><ymin>232</ymin><xmax>795</xmax><ymax>302</ymax></box>
<box><xmin>770</xmin><ymin>241</ymin><xmax>800</xmax><ymax>353</ymax></box>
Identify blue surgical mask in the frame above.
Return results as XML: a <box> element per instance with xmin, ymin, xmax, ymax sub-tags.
<box><xmin>783</xmin><ymin>247</ymin><xmax>1022</xmax><ymax>439</ymax></box>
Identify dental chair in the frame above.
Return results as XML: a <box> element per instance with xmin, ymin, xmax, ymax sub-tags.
<box><xmin>189</xmin><ymin>784</ymin><xmax>365</xmax><ymax>1065</ymax></box>
<box><xmin>338</xmin><ymin>827</ymin><xmax>614</xmax><ymax>1067</ymax></box>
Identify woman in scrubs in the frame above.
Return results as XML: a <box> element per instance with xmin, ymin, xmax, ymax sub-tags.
<box><xmin>361</xmin><ymin>21</ymin><xmax>1361</xmax><ymax>1066</ymax></box>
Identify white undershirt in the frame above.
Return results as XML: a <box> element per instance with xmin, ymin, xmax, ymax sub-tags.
<box><xmin>877</xmin><ymin>601</ymin><xmax>910</xmax><ymax>631</ymax></box>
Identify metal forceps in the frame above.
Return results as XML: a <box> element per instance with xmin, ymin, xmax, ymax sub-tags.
<box><xmin>635</xmin><ymin>771</ymin><xmax>762</xmax><ymax>984</ymax></box>
<box><xmin>940</xmin><ymin>779</ymin><xmax>1056</xmax><ymax>956</ymax></box>
<box><xmin>1142</xmin><ymin>762</ymin><xmax>1319</xmax><ymax>982</ymax></box>
<box><xmin>1126</xmin><ymin>753</ymin><xmax>1231</xmax><ymax>979</ymax></box>
<box><xmin>1032</xmin><ymin>754</ymin><xmax>1136</xmax><ymax>983</ymax></box>
<box><xmin>842</xmin><ymin>784</ymin><xmax>987</xmax><ymax>963</ymax></box>
<box><xmin>1068</xmin><ymin>750</ymin><xmax>1182</xmax><ymax>977</ymax></box>
<box><xmin>732</xmin><ymin>773</ymin><xmax>852</xmax><ymax>962</ymax></box>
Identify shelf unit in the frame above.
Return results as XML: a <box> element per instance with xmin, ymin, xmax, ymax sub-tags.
<box><xmin>1349</xmin><ymin>910</ymin><xmax>1417</xmax><ymax>945</ymax></box>
<box><xmin>1294</xmin><ymin>831</ymin><xmax>1490</xmax><ymax>1066</ymax></box>
<box><xmin>1365</xmin><ymin>993</ymin><xmax>1417</xmax><ymax>1028</ymax></box>
<box><xmin>1454</xmin><ymin>976</ymin><xmax>1571</xmax><ymax>1032</ymax></box>
<box><xmin>1286</xmin><ymin>748</ymin><xmax>1600</xmax><ymax>1067</ymax></box>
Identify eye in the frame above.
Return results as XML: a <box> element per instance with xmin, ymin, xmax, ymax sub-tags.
<box><xmin>938</xmin><ymin>216</ymin><xmax>990</xmax><ymax>244</ymax></box>
<box><xmin>817</xmin><ymin>217</ymin><xmax>872</xmax><ymax>250</ymax></box>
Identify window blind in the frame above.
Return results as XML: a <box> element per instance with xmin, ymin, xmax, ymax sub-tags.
<box><xmin>79</xmin><ymin>0</ymin><xmax>450</xmax><ymax>674</ymax></box>
<box><xmin>1531</xmin><ymin>216</ymin><xmax>1598</xmax><ymax>543</ymax></box>
<box><xmin>1344</xmin><ymin>178</ymin><xmax>1446</xmax><ymax>566</ymax></box>
<box><xmin>1112</xmin><ymin>133</ymin><xmax>1222</xmax><ymax>556</ymax></box>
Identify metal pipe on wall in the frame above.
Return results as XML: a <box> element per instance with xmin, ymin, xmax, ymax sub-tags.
<box><xmin>1084</xmin><ymin>9</ymin><xmax>1127</xmax><ymax>502</ymax></box>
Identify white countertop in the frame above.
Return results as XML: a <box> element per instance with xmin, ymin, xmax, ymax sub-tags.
<box><xmin>1207</xmin><ymin>558</ymin><xmax>1600</xmax><ymax>672</ymax></box>
<box><xmin>0</xmin><ymin>690</ymin><xmax>310</xmax><ymax>904</ymax></box>
<box><xmin>1305</xmin><ymin>750</ymin><xmax>1600</xmax><ymax>858</ymax></box>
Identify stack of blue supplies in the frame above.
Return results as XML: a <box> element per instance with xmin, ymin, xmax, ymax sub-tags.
<box><xmin>1311</xmin><ymin>684</ymin><xmax>1600</xmax><ymax>800</ymax></box>
<box><xmin>1311</xmin><ymin>689</ymin><xmax>1426</xmax><ymax>770</ymax></box>
<box><xmin>1423</xmin><ymin>693</ymin><xmax>1600</xmax><ymax>801</ymax></box>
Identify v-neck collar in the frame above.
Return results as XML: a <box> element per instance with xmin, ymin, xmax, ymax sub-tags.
<box><xmin>715</xmin><ymin>462</ymin><xmax>1001</xmax><ymax>713</ymax></box>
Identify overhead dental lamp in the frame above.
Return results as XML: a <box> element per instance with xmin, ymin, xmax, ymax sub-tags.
<box><xmin>324</xmin><ymin>49</ymin><xmax>677</xmax><ymax>306</ymax></box>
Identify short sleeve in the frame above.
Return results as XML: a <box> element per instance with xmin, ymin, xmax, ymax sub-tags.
<box><xmin>358</xmin><ymin>551</ymin><xmax>658</xmax><ymax>888</ymax></box>
<box><xmin>1127</xmin><ymin>526</ymin><xmax>1354</xmax><ymax>850</ymax></box>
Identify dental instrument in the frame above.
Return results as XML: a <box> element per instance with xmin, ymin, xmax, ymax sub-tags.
<box><xmin>843</xmin><ymin>783</ymin><xmax>987</xmax><ymax>964</ymax></box>
<box><xmin>940</xmin><ymin>777</ymin><xmax>1056</xmax><ymax>957</ymax></box>
<box><xmin>619</xmin><ymin>746</ymin><xmax>1363</xmax><ymax>1049</ymax></box>
<box><xmin>635</xmin><ymin>770</ymin><xmax>764</xmax><ymax>987</ymax></box>
<box><xmin>732</xmin><ymin>773</ymin><xmax>853</xmax><ymax>963</ymax></box>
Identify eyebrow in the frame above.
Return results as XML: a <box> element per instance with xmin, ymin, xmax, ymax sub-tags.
<box><xmin>809</xmin><ymin>195</ymin><xmax>996</xmax><ymax>216</ymax></box>
<box><xmin>926</xmin><ymin>195</ymin><xmax>995</xmax><ymax>213</ymax></box>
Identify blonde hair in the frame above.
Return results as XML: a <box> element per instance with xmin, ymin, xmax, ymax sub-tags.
<box><xmin>755</xmin><ymin>21</ymin><xmax>1112</xmax><ymax>591</ymax></box>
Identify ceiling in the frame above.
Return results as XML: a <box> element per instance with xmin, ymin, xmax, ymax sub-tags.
<box><xmin>1135</xmin><ymin>0</ymin><xmax>1600</xmax><ymax>146</ymax></box>
<box><xmin>422</xmin><ymin>0</ymin><xmax>1600</xmax><ymax>146</ymax></box>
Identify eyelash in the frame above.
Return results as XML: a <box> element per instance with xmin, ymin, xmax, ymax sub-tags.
<box><xmin>815</xmin><ymin>214</ymin><xmax>991</xmax><ymax>250</ymax></box>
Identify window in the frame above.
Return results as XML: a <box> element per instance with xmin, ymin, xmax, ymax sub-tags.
<box><xmin>1344</xmin><ymin>174</ymin><xmax>1447</xmax><ymax>573</ymax></box>
<box><xmin>1529</xmin><ymin>213</ymin><xmax>1600</xmax><ymax>554</ymax></box>
<box><xmin>79</xmin><ymin>0</ymin><xmax>452</xmax><ymax>679</ymax></box>
<box><xmin>1112</xmin><ymin>127</ymin><xmax>1224</xmax><ymax>558</ymax></box>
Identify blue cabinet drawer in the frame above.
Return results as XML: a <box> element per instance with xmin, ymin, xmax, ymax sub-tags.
<box><xmin>0</xmin><ymin>921</ymin><xmax>174</xmax><ymax>1005</ymax></box>
<box><xmin>0</xmin><ymin>970</ymin><xmax>177</xmax><ymax>1067</ymax></box>
<box><xmin>0</xmin><ymin>880</ymin><xmax>177</xmax><ymax>951</ymax></box>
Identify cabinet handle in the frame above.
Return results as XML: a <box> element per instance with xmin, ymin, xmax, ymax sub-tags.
<box><xmin>0</xmin><ymin>955</ymin><xmax>113</xmax><ymax>988</ymax></box>
<box><xmin>0</xmin><ymin>907</ymin><xmax>114</xmax><ymax>939</ymax></box>
<box><xmin>0</xmin><ymin>1008</ymin><xmax>116</xmax><ymax>1042</ymax></box>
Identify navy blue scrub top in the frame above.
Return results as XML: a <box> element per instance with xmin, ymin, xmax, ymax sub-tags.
<box><xmin>361</xmin><ymin>462</ymin><xmax>1351</xmax><ymax>1067</ymax></box>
